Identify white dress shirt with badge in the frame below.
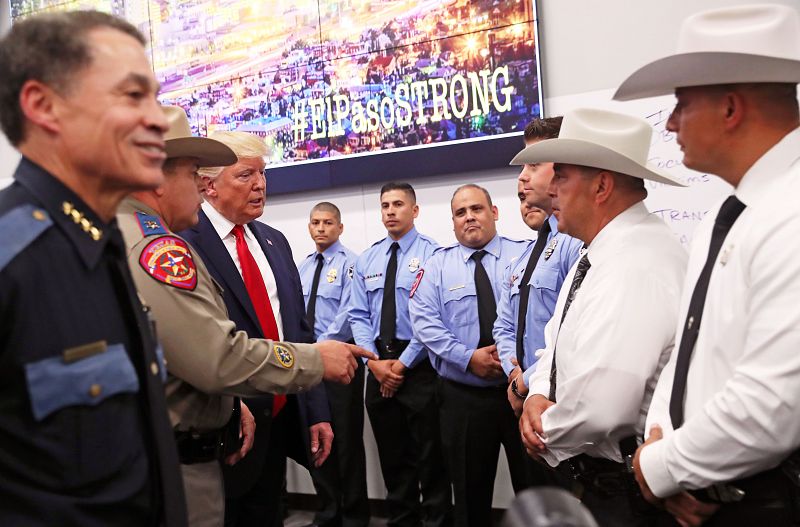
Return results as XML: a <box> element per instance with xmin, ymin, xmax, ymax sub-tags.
<box><xmin>640</xmin><ymin>128</ymin><xmax>800</xmax><ymax>498</ymax></box>
<box><xmin>528</xmin><ymin>201</ymin><xmax>687</xmax><ymax>467</ymax></box>
<box><xmin>201</xmin><ymin>201</ymin><xmax>284</xmax><ymax>340</ymax></box>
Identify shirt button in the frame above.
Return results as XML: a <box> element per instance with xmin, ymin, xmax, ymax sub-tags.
<box><xmin>150</xmin><ymin>361</ymin><xmax>160</xmax><ymax>376</ymax></box>
<box><xmin>89</xmin><ymin>384</ymin><xmax>102</xmax><ymax>398</ymax></box>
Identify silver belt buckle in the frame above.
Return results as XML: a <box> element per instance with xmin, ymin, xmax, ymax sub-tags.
<box><xmin>707</xmin><ymin>483</ymin><xmax>746</xmax><ymax>503</ymax></box>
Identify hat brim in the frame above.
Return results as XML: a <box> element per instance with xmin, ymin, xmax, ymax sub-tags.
<box><xmin>165</xmin><ymin>137</ymin><xmax>238</xmax><ymax>167</ymax></box>
<box><xmin>614</xmin><ymin>52</ymin><xmax>800</xmax><ymax>101</ymax></box>
<box><xmin>510</xmin><ymin>138</ymin><xmax>686</xmax><ymax>187</ymax></box>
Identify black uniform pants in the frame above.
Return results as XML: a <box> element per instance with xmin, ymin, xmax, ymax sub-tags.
<box><xmin>555</xmin><ymin>457</ymin><xmax>677</xmax><ymax>527</ymax></box>
<box><xmin>224</xmin><ymin>406</ymin><xmax>293</xmax><ymax>527</ymax></box>
<box><xmin>310</xmin><ymin>360</ymin><xmax>370</xmax><ymax>527</ymax></box>
<box><xmin>438</xmin><ymin>379</ymin><xmax>528</xmax><ymax>527</ymax></box>
<box><xmin>365</xmin><ymin>360</ymin><xmax>452</xmax><ymax>527</ymax></box>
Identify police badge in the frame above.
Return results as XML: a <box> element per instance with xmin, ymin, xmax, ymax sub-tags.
<box><xmin>408</xmin><ymin>257</ymin><xmax>420</xmax><ymax>272</ymax></box>
<box><xmin>326</xmin><ymin>268</ymin><xmax>337</xmax><ymax>283</ymax></box>
<box><xmin>543</xmin><ymin>238</ymin><xmax>559</xmax><ymax>260</ymax></box>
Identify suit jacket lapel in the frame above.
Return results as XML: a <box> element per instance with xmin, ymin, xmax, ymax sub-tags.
<box><xmin>193</xmin><ymin>211</ymin><xmax>262</xmax><ymax>333</ymax></box>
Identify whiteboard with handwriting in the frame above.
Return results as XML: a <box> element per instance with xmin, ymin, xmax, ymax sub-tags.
<box><xmin>546</xmin><ymin>88</ymin><xmax>733</xmax><ymax>247</ymax></box>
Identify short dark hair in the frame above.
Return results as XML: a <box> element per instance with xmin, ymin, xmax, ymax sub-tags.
<box><xmin>451</xmin><ymin>184</ymin><xmax>493</xmax><ymax>208</ymax></box>
<box><xmin>380</xmin><ymin>182</ymin><xmax>416</xmax><ymax>203</ymax></box>
<box><xmin>310</xmin><ymin>201</ymin><xmax>342</xmax><ymax>223</ymax></box>
<box><xmin>0</xmin><ymin>10</ymin><xmax>146</xmax><ymax>145</ymax></box>
<box><xmin>523</xmin><ymin>116</ymin><xmax>563</xmax><ymax>143</ymax></box>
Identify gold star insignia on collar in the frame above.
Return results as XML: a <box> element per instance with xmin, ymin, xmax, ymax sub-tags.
<box><xmin>62</xmin><ymin>201</ymin><xmax>102</xmax><ymax>241</ymax></box>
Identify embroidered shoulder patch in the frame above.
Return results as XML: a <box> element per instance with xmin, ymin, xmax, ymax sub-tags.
<box><xmin>139</xmin><ymin>236</ymin><xmax>197</xmax><ymax>290</ymax></box>
<box><xmin>409</xmin><ymin>269</ymin><xmax>424</xmax><ymax>298</ymax></box>
<box><xmin>274</xmin><ymin>344</ymin><xmax>294</xmax><ymax>368</ymax></box>
<box><xmin>135</xmin><ymin>211</ymin><xmax>168</xmax><ymax>237</ymax></box>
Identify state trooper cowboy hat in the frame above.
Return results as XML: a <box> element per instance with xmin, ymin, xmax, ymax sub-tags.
<box><xmin>162</xmin><ymin>105</ymin><xmax>237</xmax><ymax>167</ymax></box>
<box><xmin>510</xmin><ymin>108</ymin><xmax>686</xmax><ymax>187</ymax></box>
<box><xmin>614</xmin><ymin>4</ymin><xmax>800</xmax><ymax>101</ymax></box>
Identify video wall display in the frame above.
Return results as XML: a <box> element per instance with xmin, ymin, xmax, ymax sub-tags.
<box><xmin>11</xmin><ymin>0</ymin><xmax>543</xmax><ymax>194</ymax></box>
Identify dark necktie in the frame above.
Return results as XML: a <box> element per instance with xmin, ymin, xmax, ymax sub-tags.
<box><xmin>471</xmin><ymin>250</ymin><xmax>497</xmax><ymax>349</ymax></box>
<box><xmin>379</xmin><ymin>242</ymin><xmax>400</xmax><ymax>347</ymax></box>
<box><xmin>516</xmin><ymin>220</ymin><xmax>552</xmax><ymax>367</ymax></box>
<box><xmin>549</xmin><ymin>253</ymin><xmax>591</xmax><ymax>402</ymax></box>
<box><xmin>305</xmin><ymin>253</ymin><xmax>324</xmax><ymax>336</ymax></box>
<box><xmin>669</xmin><ymin>195</ymin><xmax>746</xmax><ymax>428</ymax></box>
<box><xmin>232</xmin><ymin>224</ymin><xmax>285</xmax><ymax>415</ymax></box>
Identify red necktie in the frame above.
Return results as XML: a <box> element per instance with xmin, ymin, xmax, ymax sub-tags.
<box><xmin>232</xmin><ymin>225</ymin><xmax>286</xmax><ymax>415</ymax></box>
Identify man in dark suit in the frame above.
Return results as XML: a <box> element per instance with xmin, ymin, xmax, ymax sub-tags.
<box><xmin>181</xmin><ymin>131</ymin><xmax>333</xmax><ymax>527</ymax></box>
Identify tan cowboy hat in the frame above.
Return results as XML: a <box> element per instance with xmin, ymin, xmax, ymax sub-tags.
<box><xmin>510</xmin><ymin>108</ymin><xmax>686</xmax><ymax>187</ymax></box>
<box><xmin>615</xmin><ymin>4</ymin><xmax>800</xmax><ymax>101</ymax></box>
<box><xmin>163</xmin><ymin>106</ymin><xmax>237</xmax><ymax>167</ymax></box>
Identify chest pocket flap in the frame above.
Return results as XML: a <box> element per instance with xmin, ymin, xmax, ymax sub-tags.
<box><xmin>443</xmin><ymin>283</ymin><xmax>477</xmax><ymax>304</ymax></box>
<box><xmin>317</xmin><ymin>280</ymin><xmax>343</xmax><ymax>299</ymax></box>
<box><xmin>25</xmin><ymin>343</ymin><xmax>140</xmax><ymax>421</ymax></box>
<box><xmin>364</xmin><ymin>275</ymin><xmax>385</xmax><ymax>292</ymax></box>
<box><xmin>530</xmin><ymin>265</ymin><xmax>559</xmax><ymax>292</ymax></box>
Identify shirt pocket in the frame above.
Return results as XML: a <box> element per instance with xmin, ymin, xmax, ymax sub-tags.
<box><xmin>317</xmin><ymin>280</ymin><xmax>343</xmax><ymax>300</ymax></box>
<box><xmin>396</xmin><ymin>269</ymin><xmax>419</xmax><ymax>293</ymax></box>
<box><xmin>442</xmin><ymin>284</ymin><xmax>477</xmax><ymax>327</ymax></box>
<box><xmin>529</xmin><ymin>265</ymin><xmax>560</xmax><ymax>323</ymax></box>
<box><xmin>25</xmin><ymin>343</ymin><xmax>140</xmax><ymax>422</ymax></box>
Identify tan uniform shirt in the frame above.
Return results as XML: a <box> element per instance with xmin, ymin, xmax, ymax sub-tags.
<box><xmin>117</xmin><ymin>198</ymin><xmax>324</xmax><ymax>432</ymax></box>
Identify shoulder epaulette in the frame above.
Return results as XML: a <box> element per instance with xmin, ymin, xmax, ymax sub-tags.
<box><xmin>417</xmin><ymin>234</ymin><xmax>439</xmax><ymax>245</ymax></box>
<box><xmin>0</xmin><ymin>204</ymin><xmax>53</xmax><ymax>273</ymax></box>
<box><xmin>501</xmin><ymin>235</ymin><xmax>531</xmax><ymax>245</ymax></box>
<box><xmin>135</xmin><ymin>211</ymin><xmax>168</xmax><ymax>237</ymax></box>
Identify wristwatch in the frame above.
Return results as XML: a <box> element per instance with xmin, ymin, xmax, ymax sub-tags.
<box><xmin>510</xmin><ymin>377</ymin><xmax>526</xmax><ymax>400</ymax></box>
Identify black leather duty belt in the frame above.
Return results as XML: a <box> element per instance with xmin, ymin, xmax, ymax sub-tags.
<box><xmin>375</xmin><ymin>339</ymin><xmax>410</xmax><ymax>360</ymax></box>
<box><xmin>174</xmin><ymin>428</ymin><xmax>227</xmax><ymax>465</ymax></box>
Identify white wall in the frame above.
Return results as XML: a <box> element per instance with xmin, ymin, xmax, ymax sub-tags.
<box><xmin>2</xmin><ymin>0</ymin><xmax>797</xmax><ymax>508</ymax></box>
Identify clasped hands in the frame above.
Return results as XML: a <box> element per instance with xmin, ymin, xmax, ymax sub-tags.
<box><xmin>368</xmin><ymin>358</ymin><xmax>406</xmax><ymax>397</ymax></box>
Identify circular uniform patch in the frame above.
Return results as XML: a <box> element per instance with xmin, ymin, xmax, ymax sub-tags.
<box><xmin>274</xmin><ymin>344</ymin><xmax>294</xmax><ymax>369</ymax></box>
<box><xmin>139</xmin><ymin>236</ymin><xmax>198</xmax><ymax>291</ymax></box>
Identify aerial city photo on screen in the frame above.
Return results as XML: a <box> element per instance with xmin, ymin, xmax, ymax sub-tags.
<box><xmin>12</xmin><ymin>0</ymin><xmax>542</xmax><ymax>167</ymax></box>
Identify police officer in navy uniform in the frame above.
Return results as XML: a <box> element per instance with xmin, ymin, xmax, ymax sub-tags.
<box><xmin>299</xmin><ymin>202</ymin><xmax>370</xmax><ymax>527</ymax></box>
<box><xmin>0</xmin><ymin>11</ymin><xmax>186</xmax><ymax>526</ymax></box>
<box><xmin>349</xmin><ymin>182</ymin><xmax>453</xmax><ymax>526</ymax></box>
<box><xmin>410</xmin><ymin>184</ymin><xmax>529</xmax><ymax>526</ymax></box>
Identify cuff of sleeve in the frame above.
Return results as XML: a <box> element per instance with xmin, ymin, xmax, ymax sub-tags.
<box><xmin>639</xmin><ymin>439</ymin><xmax>681</xmax><ymax>498</ymax></box>
<box><xmin>521</xmin><ymin>368</ymin><xmax>533</xmax><ymax>387</ymax></box>
<box><xmin>399</xmin><ymin>345</ymin><xmax>424</xmax><ymax>368</ymax></box>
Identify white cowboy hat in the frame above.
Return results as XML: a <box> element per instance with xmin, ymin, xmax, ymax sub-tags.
<box><xmin>163</xmin><ymin>106</ymin><xmax>237</xmax><ymax>167</ymax></box>
<box><xmin>615</xmin><ymin>4</ymin><xmax>800</xmax><ymax>101</ymax></box>
<box><xmin>510</xmin><ymin>108</ymin><xmax>686</xmax><ymax>187</ymax></box>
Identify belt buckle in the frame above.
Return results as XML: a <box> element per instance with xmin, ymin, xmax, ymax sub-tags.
<box><xmin>707</xmin><ymin>483</ymin><xmax>746</xmax><ymax>503</ymax></box>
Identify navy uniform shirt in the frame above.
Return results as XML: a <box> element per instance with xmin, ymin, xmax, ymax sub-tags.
<box><xmin>410</xmin><ymin>234</ymin><xmax>528</xmax><ymax>386</ymax></box>
<box><xmin>298</xmin><ymin>240</ymin><xmax>358</xmax><ymax>342</ymax></box>
<box><xmin>0</xmin><ymin>158</ymin><xmax>186</xmax><ymax>526</ymax></box>
<box><xmin>492</xmin><ymin>214</ymin><xmax>582</xmax><ymax>386</ymax></box>
<box><xmin>349</xmin><ymin>226</ymin><xmax>438</xmax><ymax>368</ymax></box>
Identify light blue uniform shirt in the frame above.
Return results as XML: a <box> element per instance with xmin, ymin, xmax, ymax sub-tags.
<box><xmin>349</xmin><ymin>226</ymin><xmax>439</xmax><ymax>368</ymax></box>
<box><xmin>493</xmin><ymin>214</ymin><xmax>583</xmax><ymax>386</ymax></box>
<box><xmin>410</xmin><ymin>234</ymin><xmax>528</xmax><ymax>387</ymax></box>
<box><xmin>298</xmin><ymin>240</ymin><xmax>358</xmax><ymax>342</ymax></box>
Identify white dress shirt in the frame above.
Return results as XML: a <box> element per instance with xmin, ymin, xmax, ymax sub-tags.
<box><xmin>528</xmin><ymin>201</ymin><xmax>687</xmax><ymax>467</ymax></box>
<box><xmin>202</xmin><ymin>201</ymin><xmax>284</xmax><ymax>340</ymax></box>
<box><xmin>640</xmin><ymin>128</ymin><xmax>800</xmax><ymax>498</ymax></box>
